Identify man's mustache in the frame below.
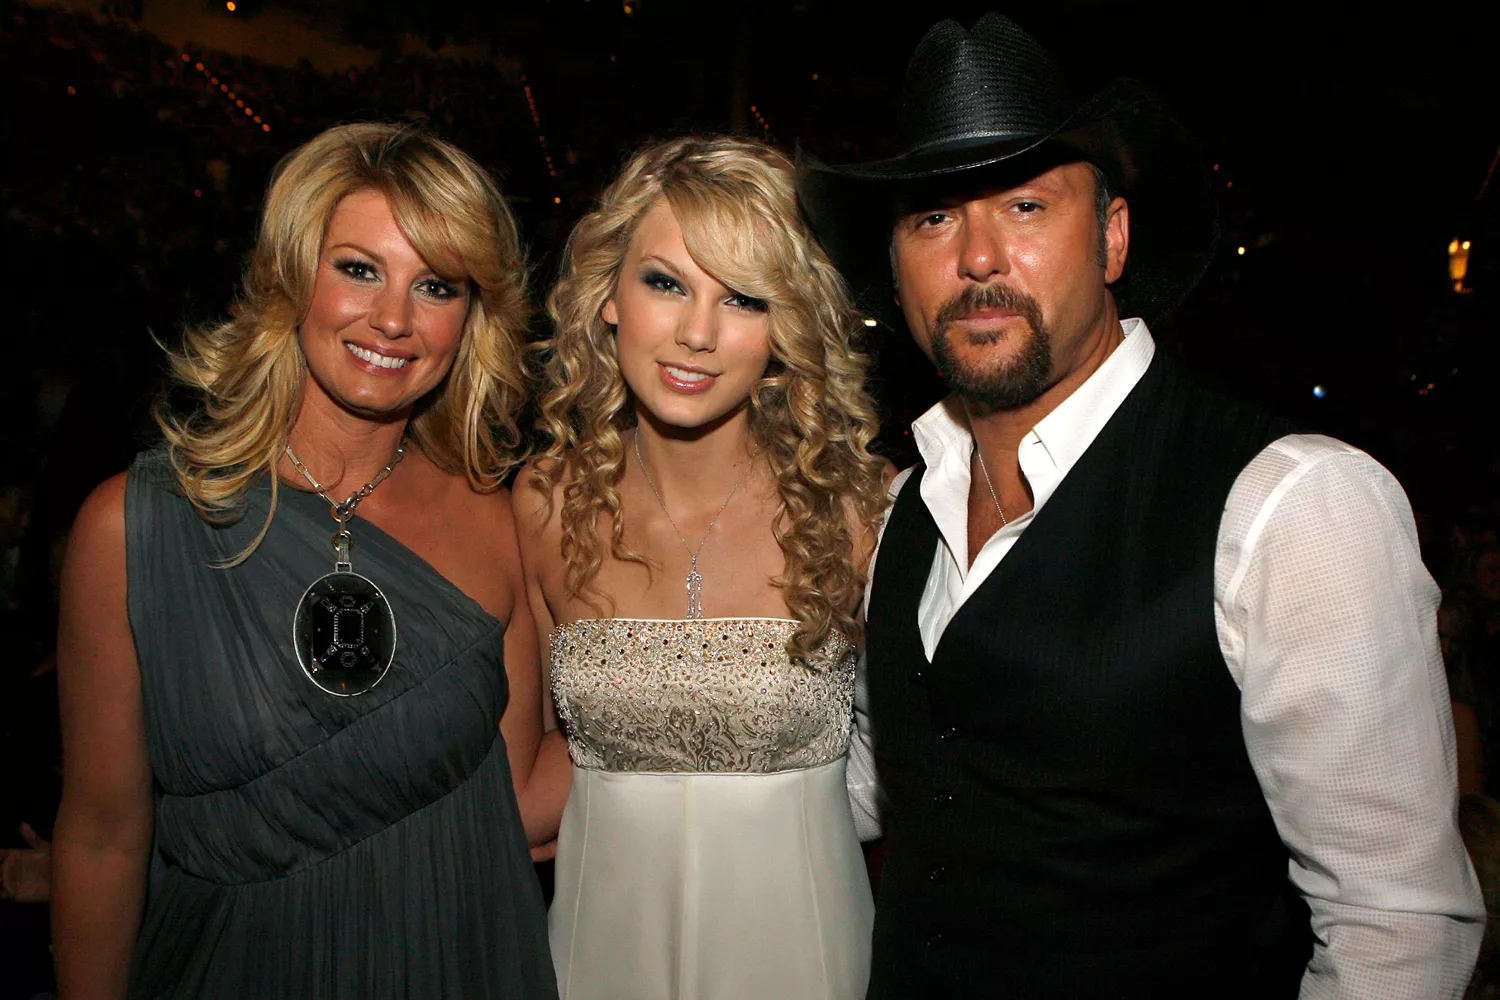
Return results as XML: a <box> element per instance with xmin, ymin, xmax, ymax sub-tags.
<box><xmin>932</xmin><ymin>283</ymin><xmax>1043</xmax><ymax>345</ymax></box>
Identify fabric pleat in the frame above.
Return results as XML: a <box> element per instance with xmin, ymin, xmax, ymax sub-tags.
<box><xmin>123</xmin><ymin>446</ymin><xmax>555</xmax><ymax>999</ymax></box>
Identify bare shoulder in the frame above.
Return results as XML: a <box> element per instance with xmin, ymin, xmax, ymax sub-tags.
<box><xmin>510</xmin><ymin>458</ymin><xmax>566</xmax><ymax>543</ymax></box>
<box><xmin>69</xmin><ymin>471</ymin><xmax>130</xmax><ymax>560</ymax></box>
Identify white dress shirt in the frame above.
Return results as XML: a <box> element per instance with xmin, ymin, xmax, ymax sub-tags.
<box><xmin>850</xmin><ymin>318</ymin><xmax>1484</xmax><ymax>998</ymax></box>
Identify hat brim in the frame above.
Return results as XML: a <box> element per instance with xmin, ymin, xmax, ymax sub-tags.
<box><xmin>796</xmin><ymin>78</ymin><xmax>1217</xmax><ymax>329</ymax></box>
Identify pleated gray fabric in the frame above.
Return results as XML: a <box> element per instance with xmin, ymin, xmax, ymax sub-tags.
<box><xmin>122</xmin><ymin>446</ymin><xmax>555</xmax><ymax>999</ymax></box>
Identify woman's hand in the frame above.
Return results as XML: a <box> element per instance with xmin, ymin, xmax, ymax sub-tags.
<box><xmin>0</xmin><ymin>823</ymin><xmax>52</xmax><ymax>903</ymax></box>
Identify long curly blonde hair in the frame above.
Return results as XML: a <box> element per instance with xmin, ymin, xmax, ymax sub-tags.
<box><xmin>532</xmin><ymin>136</ymin><xmax>887</xmax><ymax>661</ymax></box>
<box><xmin>156</xmin><ymin>123</ymin><xmax>530</xmax><ymax>562</ymax></box>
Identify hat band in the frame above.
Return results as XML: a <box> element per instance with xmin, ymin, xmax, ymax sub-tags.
<box><xmin>902</xmin><ymin>129</ymin><xmax>1040</xmax><ymax>157</ymax></box>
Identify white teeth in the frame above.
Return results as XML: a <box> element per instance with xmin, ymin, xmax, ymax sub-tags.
<box><xmin>664</xmin><ymin>364</ymin><xmax>709</xmax><ymax>383</ymax></box>
<box><xmin>346</xmin><ymin>343</ymin><xmax>410</xmax><ymax>369</ymax></box>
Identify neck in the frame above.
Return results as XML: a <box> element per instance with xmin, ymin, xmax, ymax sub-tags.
<box><xmin>632</xmin><ymin>405</ymin><xmax>755</xmax><ymax>506</ymax></box>
<box><xmin>283</xmin><ymin>378</ymin><xmax>411</xmax><ymax>495</ymax></box>
<box><xmin>966</xmin><ymin>308</ymin><xmax>1124</xmax><ymax>482</ymax></box>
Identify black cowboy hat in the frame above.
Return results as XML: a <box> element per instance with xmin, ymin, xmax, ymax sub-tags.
<box><xmin>795</xmin><ymin>12</ymin><xmax>1217</xmax><ymax>328</ymax></box>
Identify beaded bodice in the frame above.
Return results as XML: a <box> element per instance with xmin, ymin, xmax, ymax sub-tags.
<box><xmin>550</xmin><ymin>618</ymin><xmax>856</xmax><ymax>774</ymax></box>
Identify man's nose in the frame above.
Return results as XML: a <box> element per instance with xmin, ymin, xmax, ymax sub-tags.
<box><xmin>957</xmin><ymin>211</ymin><xmax>1007</xmax><ymax>283</ymax></box>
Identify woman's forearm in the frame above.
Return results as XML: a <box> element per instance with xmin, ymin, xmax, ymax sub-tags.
<box><xmin>51</xmin><ymin>808</ymin><xmax>151</xmax><ymax>1000</ymax></box>
<box><xmin>517</xmin><ymin>728</ymin><xmax>571</xmax><ymax>847</ymax></box>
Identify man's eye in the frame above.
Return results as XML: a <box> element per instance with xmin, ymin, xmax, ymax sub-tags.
<box><xmin>914</xmin><ymin>212</ymin><xmax>948</xmax><ymax>228</ymax></box>
<box><xmin>1014</xmin><ymin>201</ymin><xmax>1042</xmax><ymax>213</ymax></box>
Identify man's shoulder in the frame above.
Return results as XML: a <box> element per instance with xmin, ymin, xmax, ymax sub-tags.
<box><xmin>1230</xmin><ymin>433</ymin><xmax>1394</xmax><ymax>508</ymax></box>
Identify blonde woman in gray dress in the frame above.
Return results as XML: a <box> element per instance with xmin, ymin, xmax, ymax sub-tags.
<box><xmin>514</xmin><ymin>136</ymin><xmax>888</xmax><ymax>999</ymax></box>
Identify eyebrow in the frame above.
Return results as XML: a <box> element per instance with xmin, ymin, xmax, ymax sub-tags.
<box><xmin>326</xmin><ymin>241</ymin><xmax>386</xmax><ymax>264</ymax></box>
<box><xmin>639</xmin><ymin>253</ymin><xmax>686</xmax><ymax>274</ymax></box>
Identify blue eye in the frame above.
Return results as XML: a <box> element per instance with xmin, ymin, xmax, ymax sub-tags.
<box><xmin>726</xmin><ymin>292</ymin><xmax>768</xmax><ymax>313</ymax></box>
<box><xmin>643</xmin><ymin>270</ymin><xmax>683</xmax><ymax>294</ymax></box>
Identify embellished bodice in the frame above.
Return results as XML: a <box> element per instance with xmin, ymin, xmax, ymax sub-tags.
<box><xmin>550</xmin><ymin>618</ymin><xmax>856</xmax><ymax>774</ymax></box>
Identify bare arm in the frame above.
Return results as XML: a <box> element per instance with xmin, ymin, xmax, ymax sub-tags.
<box><xmin>51</xmin><ymin>473</ymin><xmax>154</xmax><ymax>1000</ymax></box>
<box><xmin>494</xmin><ymin>484</ymin><xmax>569</xmax><ymax>853</ymax></box>
<box><xmin>509</xmin><ymin>468</ymin><xmax>573</xmax><ymax>859</ymax></box>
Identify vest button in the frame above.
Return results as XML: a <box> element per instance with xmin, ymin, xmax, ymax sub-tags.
<box><xmin>932</xmin><ymin>789</ymin><xmax>953</xmax><ymax>808</ymax></box>
<box><xmin>925</xmin><ymin>931</ymin><xmax>944</xmax><ymax>949</ymax></box>
<box><xmin>928</xmin><ymin>864</ymin><xmax>947</xmax><ymax>882</ymax></box>
<box><xmin>908</xmin><ymin>668</ymin><xmax>927</xmax><ymax>687</ymax></box>
<box><xmin>937</xmin><ymin>725</ymin><xmax>957</xmax><ymax>741</ymax></box>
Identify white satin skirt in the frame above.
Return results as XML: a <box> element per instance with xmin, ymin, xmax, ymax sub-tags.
<box><xmin>548</xmin><ymin>758</ymin><xmax>874</xmax><ymax>1000</ymax></box>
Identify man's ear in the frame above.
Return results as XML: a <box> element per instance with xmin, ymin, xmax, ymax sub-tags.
<box><xmin>1105</xmin><ymin>196</ymin><xmax>1129</xmax><ymax>285</ymax></box>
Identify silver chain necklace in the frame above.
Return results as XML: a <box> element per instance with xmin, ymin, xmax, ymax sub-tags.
<box><xmin>284</xmin><ymin>439</ymin><xmax>407</xmax><ymax>696</ymax></box>
<box><xmin>973</xmin><ymin>443</ymin><xmax>1009</xmax><ymax>528</ymax></box>
<box><xmin>633</xmin><ymin>432</ymin><xmax>746</xmax><ymax>619</ymax></box>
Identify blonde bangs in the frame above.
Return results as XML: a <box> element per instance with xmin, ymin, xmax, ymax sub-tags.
<box><xmin>667</xmin><ymin>184</ymin><xmax>787</xmax><ymax>305</ymax></box>
<box><xmin>532</xmin><ymin>136</ymin><xmax>889</xmax><ymax>663</ymax></box>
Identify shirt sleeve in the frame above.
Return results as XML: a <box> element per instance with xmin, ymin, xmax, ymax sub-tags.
<box><xmin>847</xmin><ymin>465</ymin><xmax>918</xmax><ymax>841</ymax></box>
<box><xmin>1216</xmin><ymin>434</ymin><xmax>1485</xmax><ymax>999</ymax></box>
<box><xmin>847</xmin><ymin>652</ymin><xmax>882</xmax><ymax>841</ymax></box>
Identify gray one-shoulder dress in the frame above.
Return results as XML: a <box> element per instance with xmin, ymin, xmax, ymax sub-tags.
<box><xmin>122</xmin><ymin>447</ymin><xmax>556</xmax><ymax>999</ymax></box>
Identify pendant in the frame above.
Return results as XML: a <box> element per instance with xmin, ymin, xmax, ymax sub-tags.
<box><xmin>293</xmin><ymin>570</ymin><xmax>397</xmax><ymax>696</ymax></box>
<box><xmin>685</xmin><ymin>563</ymin><xmax>704</xmax><ymax>620</ymax></box>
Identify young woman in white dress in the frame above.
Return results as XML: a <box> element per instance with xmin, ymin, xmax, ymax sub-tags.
<box><xmin>513</xmin><ymin>136</ymin><xmax>889</xmax><ymax>1000</ymax></box>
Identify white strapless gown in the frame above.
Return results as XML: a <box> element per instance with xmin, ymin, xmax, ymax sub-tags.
<box><xmin>548</xmin><ymin>618</ymin><xmax>873</xmax><ymax>1000</ymax></box>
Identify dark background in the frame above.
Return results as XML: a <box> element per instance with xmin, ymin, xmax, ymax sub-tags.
<box><xmin>3</xmin><ymin>1</ymin><xmax>1497</xmax><ymax>993</ymax></box>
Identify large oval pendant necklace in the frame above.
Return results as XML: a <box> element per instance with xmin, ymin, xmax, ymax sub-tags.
<box><xmin>285</xmin><ymin>440</ymin><xmax>406</xmax><ymax>697</ymax></box>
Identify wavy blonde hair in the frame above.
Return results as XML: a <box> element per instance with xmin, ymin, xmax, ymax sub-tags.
<box><xmin>532</xmin><ymin>136</ymin><xmax>887</xmax><ymax>661</ymax></box>
<box><xmin>156</xmin><ymin>122</ymin><xmax>529</xmax><ymax>561</ymax></box>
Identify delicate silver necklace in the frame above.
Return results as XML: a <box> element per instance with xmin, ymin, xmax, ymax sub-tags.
<box><xmin>973</xmin><ymin>444</ymin><xmax>1009</xmax><ymax>528</ymax></box>
<box><xmin>633</xmin><ymin>432</ymin><xmax>746</xmax><ymax>619</ymax></box>
<box><xmin>285</xmin><ymin>439</ymin><xmax>406</xmax><ymax>696</ymax></box>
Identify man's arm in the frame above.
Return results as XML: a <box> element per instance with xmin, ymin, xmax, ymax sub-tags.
<box><xmin>848</xmin><ymin>465</ymin><xmax>915</xmax><ymax>841</ymax></box>
<box><xmin>1216</xmin><ymin>434</ymin><xmax>1484</xmax><ymax>999</ymax></box>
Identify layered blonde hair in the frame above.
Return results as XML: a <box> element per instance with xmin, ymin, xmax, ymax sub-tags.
<box><xmin>156</xmin><ymin>123</ymin><xmax>529</xmax><ymax>560</ymax></box>
<box><xmin>532</xmin><ymin>136</ymin><xmax>887</xmax><ymax>661</ymax></box>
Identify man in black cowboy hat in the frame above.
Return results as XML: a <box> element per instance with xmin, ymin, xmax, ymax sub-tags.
<box><xmin>799</xmin><ymin>13</ymin><xmax>1484</xmax><ymax>999</ymax></box>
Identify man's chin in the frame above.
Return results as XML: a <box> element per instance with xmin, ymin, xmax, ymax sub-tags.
<box><xmin>947</xmin><ymin>379</ymin><xmax>1046</xmax><ymax>411</ymax></box>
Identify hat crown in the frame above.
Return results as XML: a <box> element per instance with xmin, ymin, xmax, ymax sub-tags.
<box><xmin>898</xmin><ymin>13</ymin><xmax>1078</xmax><ymax>155</ymax></box>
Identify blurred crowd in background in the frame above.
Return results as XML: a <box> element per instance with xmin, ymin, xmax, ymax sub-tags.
<box><xmin>4</xmin><ymin>2</ymin><xmax>1498</xmax><ymax>996</ymax></box>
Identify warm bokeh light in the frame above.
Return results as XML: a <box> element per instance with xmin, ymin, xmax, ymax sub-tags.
<box><xmin>1237</xmin><ymin>246</ymin><xmax>1246</xmax><ymax>255</ymax></box>
<box><xmin>1449</xmin><ymin>238</ymin><xmax>1471</xmax><ymax>291</ymax></box>
<box><xmin>226</xmin><ymin>1</ymin><xmax>236</xmax><ymax>10</ymax></box>
<box><xmin>863</xmin><ymin>318</ymin><xmax>878</xmax><ymax>327</ymax></box>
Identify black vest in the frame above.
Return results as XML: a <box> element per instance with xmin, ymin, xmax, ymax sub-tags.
<box><xmin>865</xmin><ymin>358</ymin><xmax>1311</xmax><ymax>999</ymax></box>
